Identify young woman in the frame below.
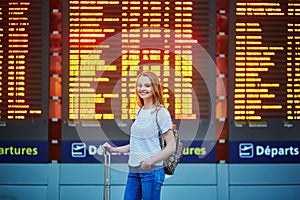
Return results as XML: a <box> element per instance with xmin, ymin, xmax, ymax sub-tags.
<box><xmin>102</xmin><ymin>71</ymin><xmax>176</xmax><ymax>200</ymax></box>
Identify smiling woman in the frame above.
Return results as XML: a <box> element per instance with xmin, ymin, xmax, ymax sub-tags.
<box><xmin>135</xmin><ymin>71</ymin><xmax>164</xmax><ymax>110</ymax></box>
<box><xmin>136</xmin><ymin>76</ymin><xmax>154</xmax><ymax>105</ymax></box>
<box><xmin>102</xmin><ymin>71</ymin><xmax>176</xmax><ymax>200</ymax></box>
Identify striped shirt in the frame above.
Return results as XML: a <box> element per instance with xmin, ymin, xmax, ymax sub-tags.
<box><xmin>128</xmin><ymin>106</ymin><xmax>173</xmax><ymax>167</ymax></box>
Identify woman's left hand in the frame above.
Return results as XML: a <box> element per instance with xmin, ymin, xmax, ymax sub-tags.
<box><xmin>140</xmin><ymin>158</ymin><xmax>153</xmax><ymax>171</ymax></box>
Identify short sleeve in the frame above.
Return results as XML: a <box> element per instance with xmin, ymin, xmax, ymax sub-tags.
<box><xmin>157</xmin><ymin>107</ymin><xmax>173</xmax><ymax>134</ymax></box>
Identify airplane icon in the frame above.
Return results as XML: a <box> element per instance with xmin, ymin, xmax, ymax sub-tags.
<box><xmin>239</xmin><ymin>143</ymin><xmax>254</xmax><ymax>158</ymax></box>
<box><xmin>71</xmin><ymin>143</ymin><xmax>86</xmax><ymax>158</ymax></box>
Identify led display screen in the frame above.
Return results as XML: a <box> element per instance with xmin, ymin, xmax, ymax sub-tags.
<box><xmin>0</xmin><ymin>0</ymin><xmax>49</xmax><ymax>140</ymax></box>
<box><xmin>229</xmin><ymin>0</ymin><xmax>300</xmax><ymax>141</ymax></box>
<box><xmin>61</xmin><ymin>0</ymin><xmax>216</xmax><ymax>144</ymax></box>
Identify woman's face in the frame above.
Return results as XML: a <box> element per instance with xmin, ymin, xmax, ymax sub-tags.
<box><xmin>137</xmin><ymin>75</ymin><xmax>153</xmax><ymax>101</ymax></box>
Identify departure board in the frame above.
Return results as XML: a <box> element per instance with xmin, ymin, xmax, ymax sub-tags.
<box><xmin>228</xmin><ymin>0</ymin><xmax>300</xmax><ymax>140</ymax></box>
<box><xmin>0</xmin><ymin>0</ymin><xmax>49</xmax><ymax>140</ymax></box>
<box><xmin>62</xmin><ymin>0</ymin><xmax>216</xmax><ymax>141</ymax></box>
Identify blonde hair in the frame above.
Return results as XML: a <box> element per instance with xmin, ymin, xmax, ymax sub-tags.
<box><xmin>136</xmin><ymin>71</ymin><xmax>164</xmax><ymax>108</ymax></box>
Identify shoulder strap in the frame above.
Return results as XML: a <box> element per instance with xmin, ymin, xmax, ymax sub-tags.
<box><xmin>136</xmin><ymin>107</ymin><xmax>142</xmax><ymax>116</ymax></box>
<box><xmin>156</xmin><ymin>107</ymin><xmax>180</xmax><ymax>150</ymax></box>
<box><xmin>155</xmin><ymin>106</ymin><xmax>165</xmax><ymax>149</ymax></box>
<box><xmin>155</xmin><ymin>106</ymin><xmax>162</xmax><ymax>135</ymax></box>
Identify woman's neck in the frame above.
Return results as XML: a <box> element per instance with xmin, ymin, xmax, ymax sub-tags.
<box><xmin>143</xmin><ymin>100</ymin><xmax>155</xmax><ymax>110</ymax></box>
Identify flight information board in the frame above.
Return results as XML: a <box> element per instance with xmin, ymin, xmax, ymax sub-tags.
<box><xmin>228</xmin><ymin>0</ymin><xmax>300</xmax><ymax>141</ymax></box>
<box><xmin>61</xmin><ymin>0</ymin><xmax>216</xmax><ymax>143</ymax></box>
<box><xmin>0</xmin><ymin>0</ymin><xmax>49</xmax><ymax>140</ymax></box>
<box><xmin>0</xmin><ymin>0</ymin><xmax>49</xmax><ymax>163</ymax></box>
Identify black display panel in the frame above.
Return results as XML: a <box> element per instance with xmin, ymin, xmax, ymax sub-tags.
<box><xmin>229</xmin><ymin>0</ymin><xmax>300</xmax><ymax>141</ymax></box>
<box><xmin>61</xmin><ymin>0</ymin><xmax>217</xmax><ymax>163</ymax></box>
<box><xmin>0</xmin><ymin>0</ymin><xmax>49</xmax><ymax>140</ymax></box>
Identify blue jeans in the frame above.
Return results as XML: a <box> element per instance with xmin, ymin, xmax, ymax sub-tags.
<box><xmin>124</xmin><ymin>166</ymin><xmax>165</xmax><ymax>200</ymax></box>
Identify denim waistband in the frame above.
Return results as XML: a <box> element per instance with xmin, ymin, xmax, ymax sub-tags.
<box><xmin>128</xmin><ymin>165</ymin><xmax>163</xmax><ymax>173</ymax></box>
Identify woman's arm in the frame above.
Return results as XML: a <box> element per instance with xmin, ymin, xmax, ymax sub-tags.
<box><xmin>140</xmin><ymin>129</ymin><xmax>176</xmax><ymax>170</ymax></box>
<box><xmin>102</xmin><ymin>142</ymin><xmax>130</xmax><ymax>154</ymax></box>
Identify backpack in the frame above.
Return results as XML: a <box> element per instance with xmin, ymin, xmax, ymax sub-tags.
<box><xmin>155</xmin><ymin>108</ymin><xmax>184</xmax><ymax>175</ymax></box>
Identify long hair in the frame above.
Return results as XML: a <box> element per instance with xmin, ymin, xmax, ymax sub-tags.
<box><xmin>136</xmin><ymin>71</ymin><xmax>164</xmax><ymax>108</ymax></box>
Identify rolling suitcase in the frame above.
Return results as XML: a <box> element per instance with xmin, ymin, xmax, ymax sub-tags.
<box><xmin>103</xmin><ymin>151</ymin><xmax>111</xmax><ymax>200</ymax></box>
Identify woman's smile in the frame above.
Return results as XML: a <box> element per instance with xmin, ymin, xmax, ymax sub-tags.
<box><xmin>137</xmin><ymin>76</ymin><xmax>153</xmax><ymax>100</ymax></box>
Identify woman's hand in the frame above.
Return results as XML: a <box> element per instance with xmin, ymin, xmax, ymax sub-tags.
<box><xmin>140</xmin><ymin>157</ymin><xmax>154</xmax><ymax>171</ymax></box>
<box><xmin>101</xmin><ymin>143</ymin><xmax>130</xmax><ymax>154</ymax></box>
<box><xmin>102</xmin><ymin>142</ymin><xmax>113</xmax><ymax>153</ymax></box>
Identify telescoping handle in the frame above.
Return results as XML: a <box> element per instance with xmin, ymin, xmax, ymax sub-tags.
<box><xmin>103</xmin><ymin>151</ymin><xmax>111</xmax><ymax>200</ymax></box>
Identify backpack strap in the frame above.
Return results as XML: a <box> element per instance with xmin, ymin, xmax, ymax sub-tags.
<box><xmin>156</xmin><ymin>107</ymin><xmax>180</xmax><ymax>151</ymax></box>
<box><xmin>155</xmin><ymin>106</ymin><xmax>163</xmax><ymax>132</ymax></box>
<box><xmin>136</xmin><ymin>107</ymin><xmax>142</xmax><ymax>116</ymax></box>
<box><xmin>155</xmin><ymin>106</ymin><xmax>165</xmax><ymax>148</ymax></box>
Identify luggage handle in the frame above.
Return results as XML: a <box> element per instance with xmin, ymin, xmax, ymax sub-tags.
<box><xmin>103</xmin><ymin>151</ymin><xmax>111</xmax><ymax>200</ymax></box>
